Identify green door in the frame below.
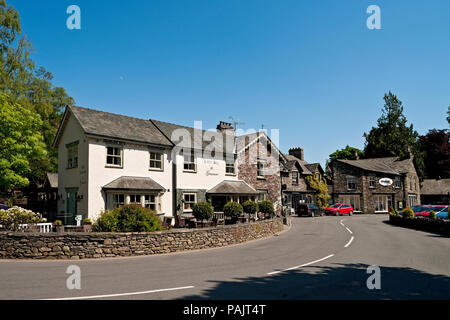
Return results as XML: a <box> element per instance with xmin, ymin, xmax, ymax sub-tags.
<box><xmin>66</xmin><ymin>190</ymin><xmax>77</xmax><ymax>225</ymax></box>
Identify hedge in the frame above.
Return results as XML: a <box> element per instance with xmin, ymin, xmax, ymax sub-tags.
<box><xmin>389</xmin><ymin>214</ymin><xmax>450</xmax><ymax>236</ymax></box>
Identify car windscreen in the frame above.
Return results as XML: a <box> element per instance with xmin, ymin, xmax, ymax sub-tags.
<box><xmin>330</xmin><ymin>205</ymin><xmax>340</xmax><ymax>208</ymax></box>
<box><xmin>413</xmin><ymin>206</ymin><xmax>431</xmax><ymax>213</ymax></box>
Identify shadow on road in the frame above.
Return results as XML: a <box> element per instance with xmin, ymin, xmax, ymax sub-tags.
<box><xmin>180</xmin><ymin>263</ymin><xmax>450</xmax><ymax>300</ymax></box>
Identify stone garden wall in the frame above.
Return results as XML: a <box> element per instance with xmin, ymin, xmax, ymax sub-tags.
<box><xmin>0</xmin><ymin>219</ymin><xmax>284</xmax><ymax>260</ymax></box>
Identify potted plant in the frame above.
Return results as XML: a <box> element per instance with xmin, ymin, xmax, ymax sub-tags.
<box><xmin>224</xmin><ymin>202</ymin><xmax>243</xmax><ymax>224</ymax></box>
<box><xmin>82</xmin><ymin>218</ymin><xmax>92</xmax><ymax>232</ymax></box>
<box><xmin>53</xmin><ymin>220</ymin><xmax>64</xmax><ymax>232</ymax></box>
<box><xmin>242</xmin><ymin>200</ymin><xmax>258</xmax><ymax>223</ymax></box>
<box><xmin>192</xmin><ymin>202</ymin><xmax>214</xmax><ymax>228</ymax></box>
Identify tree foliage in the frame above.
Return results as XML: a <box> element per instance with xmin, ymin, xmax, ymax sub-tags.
<box><xmin>419</xmin><ymin>129</ymin><xmax>450</xmax><ymax>179</ymax></box>
<box><xmin>0</xmin><ymin>93</ymin><xmax>47</xmax><ymax>191</ymax></box>
<box><xmin>306</xmin><ymin>173</ymin><xmax>330</xmax><ymax>210</ymax></box>
<box><xmin>363</xmin><ymin>92</ymin><xmax>424</xmax><ymax>180</ymax></box>
<box><xmin>325</xmin><ymin>145</ymin><xmax>363</xmax><ymax>177</ymax></box>
<box><xmin>192</xmin><ymin>201</ymin><xmax>214</xmax><ymax>221</ymax></box>
<box><xmin>0</xmin><ymin>0</ymin><xmax>74</xmax><ymax>188</ymax></box>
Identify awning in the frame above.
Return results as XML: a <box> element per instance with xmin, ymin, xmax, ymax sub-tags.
<box><xmin>207</xmin><ymin>180</ymin><xmax>259</xmax><ymax>195</ymax></box>
<box><xmin>102</xmin><ymin>176</ymin><xmax>165</xmax><ymax>192</ymax></box>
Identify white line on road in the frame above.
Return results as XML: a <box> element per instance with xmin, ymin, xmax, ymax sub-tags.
<box><xmin>267</xmin><ymin>254</ymin><xmax>335</xmax><ymax>275</ymax></box>
<box><xmin>344</xmin><ymin>236</ymin><xmax>354</xmax><ymax>248</ymax></box>
<box><xmin>40</xmin><ymin>285</ymin><xmax>195</xmax><ymax>300</ymax></box>
<box><xmin>346</xmin><ymin>227</ymin><xmax>353</xmax><ymax>234</ymax></box>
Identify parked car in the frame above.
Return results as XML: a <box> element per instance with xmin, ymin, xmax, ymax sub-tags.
<box><xmin>296</xmin><ymin>203</ymin><xmax>323</xmax><ymax>217</ymax></box>
<box><xmin>436</xmin><ymin>206</ymin><xmax>449</xmax><ymax>220</ymax></box>
<box><xmin>418</xmin><ymin>205</ymin><xmax>449</xmax><ymax>218</ymax></box>
<box><xmin>0</xmin><ymin>204</ymin><xmax>10</xmax><ymax>210</ymax></box>
<box><xmin>408</xmin><ymin>205</ymin><xmax>431</xmax><ymax>216</ymax></box>
<box><xmin>325</xmin><ymin>203</ymin><xmax>354</xmax><ymax>216</ymax></box>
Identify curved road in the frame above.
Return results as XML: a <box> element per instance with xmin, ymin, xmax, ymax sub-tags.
<box><xmin>0</xmin><ymin>215</ymin><xmax>449</xmax><ymax>299</ymax></box>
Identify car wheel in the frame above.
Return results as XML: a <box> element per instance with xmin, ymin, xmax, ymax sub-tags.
<box><xmin>336</xmin><ymin>211</ymin><xmax>340</xmax><ymax>216</ymax></box>
<box><xmin>349</xmin><ymin>211</ymin><xmax>353</xmax><ymax>216</ymax></box>
<box><xmin>311</xmin><ymin>212</ymin><xmax>315</xmax><ymax>217</ymax></box>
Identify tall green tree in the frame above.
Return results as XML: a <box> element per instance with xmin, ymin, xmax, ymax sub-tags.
<box><xmin>419</xmin><ymin>129</ymin><xmax>450</xmax><ymax>179</ymax></box>
<box><xmin>363</xmin><ymin>92</ymin><xmax>424</xmax><ymax>179</ymax></box>
<box><xmin>0</xmin><ymin>0</ymin><xmax>74</xmax><ymax>186</ymax></box>
<box><xmin>447</xmin><ymin>106</ymin><xmax>450</xmax><ymax>126</ymax></box>
<box><xmin>0</xmin><ymin>93</ymin><xmax>47</xmax><ymax>192</ymax></box>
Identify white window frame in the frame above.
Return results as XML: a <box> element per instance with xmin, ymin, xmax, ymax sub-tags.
<box><xmin>149</xmin><ymin>151</ymin><xmax>164</xmax><ymax>171</ymax></box>
<box><xmin>183</xmin><ymin>193</ymin><xmax>197</xmax><ymax>212</ymax></box>
<box><xmin>347</xmin><ymin>176</ymin><xmax>356</xmax><ymax>190</ymax></box>
<box><xmin>67</xmin><ymin>144</ymin><xmax>78</xmax><ymax>169</ymax></box>
<box><xmin>106</xmin><ymin>145</ymin><xmax>123</xmax><ymax>168</ymax></box>
<box><xmin>144</xmin><ymin>194</ymin><xmax>157</xmax><ymax>211</ymax></box>
<box><xmin>112</xmin><ymin>194</ymin><xmax>125</xmax><ymax>208</ymax></box>
<box><xmin>226</xmin><ymin>159</ymin><xmax>236</xmax><ymax>175</ymax></box>
<box><xmin>369</xmin><ymin>175</ymin><xmax>376</xmax><ymax>188</ymax></box>
<box><xmin>183</xmin><ymin>151</ymin><xmax>196</xmax><ymax>172</ymax></box>
<box><xmin>292</xmin><ymin>171</ymin><xmax>299</xmax><ymax>185</ymax></box>
<box><xmin>394</xmin><ymin>176</ymin><xmax>401</xmax><ymax>188</ymax></box>
<box><xmin>257</xmin><ymin>159</ymin><xmax>265</xmax><ymax>178</ymax></box>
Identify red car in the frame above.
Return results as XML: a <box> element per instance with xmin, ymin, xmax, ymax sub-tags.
<box><xmin>325</xmin><ymin>203</ymin><xmax>354</xmax><ymax>216</ymax></box>
<box><xmin>415</xmin><ymin>205</ymin><xmax>448</xmax><ymax>217</ymax></box>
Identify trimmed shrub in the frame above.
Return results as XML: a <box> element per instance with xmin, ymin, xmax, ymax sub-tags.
<box><xmin>93</xmin><ymin>205</ymin><xmax>163</xmax><ymax>232</ymax></box>
<box><xmin>402</xmin><ymin>207</ymin><xmax>414</xmax><ymax>218</ymax></box>
<box><xmin>54</xmin><ymin>220</ymin><xmax>62</xmax><ymax>226</ymax></box>
<box><xmin>429</xmin><ymin>210</ymin><xmax>436</xmax><ymax>220</ymax></box>
<box><xmin>115</xmin><ymin>205</ymin><xmax>163</xmax><ymax>232</ymax></box>
<box><xmin>223</xmin><ymin>202</ymin><xmax>243</xmax><ymax>220</ymax></box>
<box><xmin>192</xmin><ymin>202</ymin><xmax>214</xmax><ymax>221</ymax></box>
<box><xmin>92</xmin><ymin>210</ymin><xmax>118</xmax><ymax>232</ymax></box>
<box><xmin>389</xmin><ymin>208</ymin><xmax>399</xmax><ymax>216</ymax></box>
<box><xmin>259</xmin><ymin>200</ymin><xmax>274</xmax><ymax>215</ymax></box>
<box><xmin>83</xmin><ymin>218</ymin><xmax>92</xmax><ymax>225</ymax></box>
<box><xmin>242</xmin><ymin>201</ymin><xmax>258</xmax><ymax>215</ymax></box>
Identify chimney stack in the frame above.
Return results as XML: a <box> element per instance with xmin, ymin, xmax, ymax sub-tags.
<box><xmin>289</xmin><ymin>147</ymin><xmax>304</xmax><ymax>161</ymax></box>
<box><xmin>216</xmin><ymin>121</ymin><xmax>235</xmax><ymax>136</ymax></box>
<box><xmin>354</xmin><ymin>150</ymin><xmax>360</xmax><ymax>160</ymax></box>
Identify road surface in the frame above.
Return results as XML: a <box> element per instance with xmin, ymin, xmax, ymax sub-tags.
<box><xmin>0</xmin><ymin>215</ymin><xmax>449</xmax><ymax>299</ymax></box>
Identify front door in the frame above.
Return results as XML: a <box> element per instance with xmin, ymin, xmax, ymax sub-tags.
<box><xmin>66</xmin><ymin>190</ymin><xmax>77</xmax><ymax>225</ymax></box>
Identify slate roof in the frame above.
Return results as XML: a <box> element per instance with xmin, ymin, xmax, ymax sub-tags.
<box><xmin>207</xmin><ymin>180</ymin><xmax>260</xmax><ymax>195</ymax></box>
<box><xmin>151</xmin><ymin>119</ymin><xmax>235</xmax><ymax>154</ymax></box>
<box><xmin>66</xmin><ymin>106</ymin><xmax>173</xmax><ymax>147</ymax></box>
<box><xmin>420</xmin><ymin>179</ymin><xmax>450</xmax><ymax>195</ymax></box>
<box><xmin>283</xmin><ymin>154</ymin><xmax>312</xmax><ymax>174</ymax></box>
<box><xmin>336</xmin><ymin>157</ymin><xmax>413</xmax><ymax>175</ymax></box>
<box><xmin>102</xmin><ymin>176</ymin><xmax>165</xmax><ymax>191</ymax></box>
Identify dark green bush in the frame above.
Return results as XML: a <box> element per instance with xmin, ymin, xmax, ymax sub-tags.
<box><xmin>242</xmin><ymin>200</ymin><xmax>258</xmax><ymax>215</ymax></box>
<box><xmin>192</xmin><ymin>202</ymin><xmax>214</xmax><ymax>221</ymax></box>
<box><xmin>223</xmin><ymin>202</ymin><xmax>243</xmax><ymax>220</ymax></box>
<box><xmin>258</xmin><ymin>200</ymin><xmax>274</xmax><ymax>215</ymax></box>
<box><xmin>402</xmin><ymin>207</ymin><xmax>414</xmax><ymax>218</ymax></box>
<box><xmin>93</xmin><ymin>205</ymin><xmax>163</xmax><ymax>232</ymax></box>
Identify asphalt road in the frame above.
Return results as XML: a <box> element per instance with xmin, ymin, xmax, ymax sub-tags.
<box><xmin>0</xmin><ymin>215</ymin><xmax>449</xmax><ymax>300</ymax></box>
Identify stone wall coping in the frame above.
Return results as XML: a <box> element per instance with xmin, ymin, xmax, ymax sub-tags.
<box><xmin>0</xmin><ymin>218</ymin><xmax>282</xmax><ymax>238</ymax></box>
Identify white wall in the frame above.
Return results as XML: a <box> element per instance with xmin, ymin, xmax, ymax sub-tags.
<box><xmin>87</xmin><ymin>140</ymin><xmax>173</xmax><ymax>220</ymax></box>
<box><xmin>175</xmin><ymin>154</ymin><xmax>238</xmax><ymax>190</ymax></box>
<box><xmin>57</xmin><ymin>113</ymin><xmax>89</xmax><ymax>219</ymax></box>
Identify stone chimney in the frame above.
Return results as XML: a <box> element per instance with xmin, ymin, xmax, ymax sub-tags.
<box><xmin>216</xmin><ymin>121</ymin><xmax>235</xmax><ymax>135</ymax></box>
<box><xmin>354</xmin><ymin>150</ymin><xmax>360</xmax><ymax>160</ymax></box>
<box><xmin>407</xmin><ymin>146</ymin><xmax>413</xmax><ymax>159</ymax></box>
<box><xmin>289</xmin><ymin>147</ymin><xmax>304</xmax><ymax>161</ymax></box>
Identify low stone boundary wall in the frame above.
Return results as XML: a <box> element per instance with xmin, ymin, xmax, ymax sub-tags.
<box><xmin>389</xmin><ymin>214</ymin><xmax>450</xmax><ymax>236</ymax></box>
<box><xmin>0</xmin><ymin>219</ymin><xmax>284</xmax><ymax>260</ymax></box>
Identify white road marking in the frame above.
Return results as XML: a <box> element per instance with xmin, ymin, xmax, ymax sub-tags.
<box><xmin>346</xmin><ymin>227</ymin><xmax>353</xmax><ymax>234</ymax></box>
<box><xmin>267</xmin><ymin>254</ymin><xmax>335</xmax><ymax>275</ymax></box>
<box><xmin>344</xmin><ymin>236</ymin><xmax>354</xmax><ymax>248</ymax></box>
<box><xmin>40</xmin><ymin>285</ymin><xmax>195</xmax><ymax>300</ymax></box>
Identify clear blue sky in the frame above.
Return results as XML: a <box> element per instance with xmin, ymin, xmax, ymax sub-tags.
<box><xmin>9</xmin><ymin>0</ymin><xmax>450</xmax><ymax>167</ymax></box>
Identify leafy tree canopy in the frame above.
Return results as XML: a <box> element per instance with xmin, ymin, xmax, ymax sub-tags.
<box><xmin>363</xmin><ymin>92</ymin><xmax>425</xmax><ymax>180</ymax></box>
<box><xmin>0</xmin><ymin>93</ymin><xmax>47</xmax><ymax>191</ymax></box>
<box><xmin>0</xmin><ymin>0</ymin><xmax>74</xmax><ymax>187</ymax></box>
